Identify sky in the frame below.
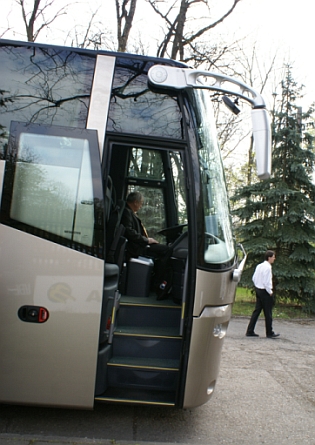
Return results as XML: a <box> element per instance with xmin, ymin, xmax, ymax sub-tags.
<box><xmin>0</xmin><ymin>0</ymin><xmax>314</xmax><ymax>173</ymax></box>
<box><xmin>1</xmin><ymin>0</ymin><xmax>314</xmax><ymax>106</ymax></box>
<box><xmin>223</xmin><ymin>0</ymin><xmax>315</xmax><ymax>105</ymax></box>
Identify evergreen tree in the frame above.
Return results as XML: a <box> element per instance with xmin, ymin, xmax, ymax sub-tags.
<box><xmin>232</xmin><ymin>66</ymin><xmax>315</xmax><ymax>312</ymax></box>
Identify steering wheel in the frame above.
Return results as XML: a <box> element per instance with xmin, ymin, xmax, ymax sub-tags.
<box><xmin>157</xmin><ymin>223</ymin><xmax>188</xmax><ymax>243</ymax></box>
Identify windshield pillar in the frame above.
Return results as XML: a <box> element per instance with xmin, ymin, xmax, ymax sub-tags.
<box><xmin>191</xmin><ymin>90</ymin><xmax>235</xmax><ymax>270</ymax></box>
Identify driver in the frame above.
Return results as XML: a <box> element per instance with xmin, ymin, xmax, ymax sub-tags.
<box><xmin>121</xmin><ymin>191</ymin><xmax>173</xmax><ymax>300</ymax></box>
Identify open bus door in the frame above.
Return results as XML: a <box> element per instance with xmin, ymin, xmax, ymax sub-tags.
<box><xmin>0</xmin><ymin>122</ymin><xmax>106</xmax><ymax>409</ymax></box>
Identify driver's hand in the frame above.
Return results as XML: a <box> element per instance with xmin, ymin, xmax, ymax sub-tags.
<box><xmin>148</xmin><ymin>237</ymin><xmax>159</xmax><ymax>244</ymax></box>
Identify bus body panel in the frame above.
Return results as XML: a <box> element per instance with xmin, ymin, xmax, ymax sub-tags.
<box><xmin>0</xmin><ymin>39</ymin><xmax>269</xmax><ymax>409</ymax></box>
<box><xmin>0</xmin><ymin>226</ymin><xmax>104</xmax><ymax>408</ymax></box>
<box><xmin>183</xmin><ymin>303</ymin><xmax>232</xmax><ymax>408</ymax></box>
<box><xmin>193</xmin><ymin>268</ymin><xmax>237</xmax><ymax>317</ymax></box>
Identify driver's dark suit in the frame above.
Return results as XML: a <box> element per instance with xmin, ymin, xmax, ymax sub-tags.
<box><xmin>121</xmin><ymin>204</ymin><xmax>173</xmax><ymax>299</ymax></box>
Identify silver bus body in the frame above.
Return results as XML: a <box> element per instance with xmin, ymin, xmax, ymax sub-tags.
<box><xmin>0</xmin><ymin>40</ymin><xmax>270</xmax><ymax>409</ymax></box>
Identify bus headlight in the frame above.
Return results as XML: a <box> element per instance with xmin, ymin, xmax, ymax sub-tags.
<box><xmin>207</xmin><ymin>381</ymin><xmax>216</xmax><ymax>396</ymax></box>
<box><xmin>213</xmin><ymin>323</ymin><xmax>227</xmax><ymax>339</ymax></box>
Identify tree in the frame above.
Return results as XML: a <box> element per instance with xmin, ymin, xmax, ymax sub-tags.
<box><xmin>232</xmin><ymin>66</ymin><xmax>315</xmax><ymax>312</ymax></box>
<box><xmin>16</xmin><ymin>0</ymin><xmax>68</xmax><ymax>42</ymax></box>
<box><xmin>66</xmin><ymin>8</ymin><xmax>113</xmax><ymax>50</ymax></box>
<box><xmin>146</xmin><ymin>0</ymin><xmax>240</xmax><ymax>61</ymax></box>
<box><xmin>227</xmin><ymin>42</ymin><xmax>278</xmax><ymax>187</ymax></box>
<box><xmin>216</xmin><ymin>41</ymin><xmax>279</xmax><ymax>196</ymax></box>
<box><xmin>112</xmin><ymin>1</ymin><xmax>241</xmax><ymax>59</ymax></box>
<box><xmin>116</xmin><ymin>0</ymin><xmax>137</xmax><ymax>52</ymax></box>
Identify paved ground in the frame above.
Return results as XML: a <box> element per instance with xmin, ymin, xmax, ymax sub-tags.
<box><xmin>0</xmin><ymin>317</ymin><xmax>314</xmax><ymax>445</ymax></box>
<box><xmin>213</xmin><ymin>317</ymin><xmax>315</xmax><ymax>444</ymax></box>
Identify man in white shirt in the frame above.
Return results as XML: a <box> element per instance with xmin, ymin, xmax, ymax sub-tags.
<box><xmin>246</xmin><ymin>250</ymin><xmax>280</xmax><ymax>339</ymax></box>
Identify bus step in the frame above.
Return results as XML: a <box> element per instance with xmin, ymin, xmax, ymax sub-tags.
<box><xmin>107</xmin><ymin>365</ymin><xmax>179</xmax><ymax>391</ymax></box>
<box><xmin>120</xmin><ymin>294</ymin><xmax>180</xmax><ymax>307</ymax></box>
<box><xmin>115</xmin><ymin>325</ymin><xmax>181</xmax><ymax>337</ymax></box>
<box><xmin>119</xmin><ymin>296</ymin><xmax>181</xmax><ymax>328</ymax></box>
<box><xmin>108</xmin><ymin>355</ymin><xmax>179</xmax><ymax>370</ymax></box>
<box><xmin>112</xmin><ymin>332</ymin><xmax>181</xmax><ymax>359</ymax></box>
<box><xmin>118</xmin><ymin>303</ymin><xmax>181</xmax><ymax>329</ymax></box>
<box><xmin>95</xmin><ymin>387</ymin><xmax>176</xmax><ymax>406</ymax></box>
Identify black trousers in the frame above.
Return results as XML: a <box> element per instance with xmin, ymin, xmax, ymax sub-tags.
<box><xmin>246</xmin><ymin>288</ymin><xmax>274</xmax><ymax>337</ymax></box>
<box><xmin>145</xmin><ymin>243</ymin><xmax>173</xmax><ymax>286</ymax></box>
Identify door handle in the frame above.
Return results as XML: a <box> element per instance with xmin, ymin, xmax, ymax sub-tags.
<box><xmin>18</xmin><ymin>305</ymin><xmax>49</xmax><ymax>323</ymax></box>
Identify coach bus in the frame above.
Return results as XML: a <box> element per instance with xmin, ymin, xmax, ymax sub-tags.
<box><xmin>0</xmin><ymin>39</ymin><xmax>271</xmax><ymax>409</ymax></box>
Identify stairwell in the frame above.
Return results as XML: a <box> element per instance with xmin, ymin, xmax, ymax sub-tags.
<box><xmin>95</xmin><ymin>294</ymin><xmax>183</xmax><ymax>406</ymax></box>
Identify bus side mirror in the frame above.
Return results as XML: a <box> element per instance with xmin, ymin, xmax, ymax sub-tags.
<box><xmin>232</xmin><ymin>243</ymin><xmax>247</xmax><ymax>283</ymax></box>
<box><xmin>148</xmin><ymin>64</ymin><xmax>272</xmax><ymax>180</ymax></box>
<box><xmin>251</xmin><ymin>108</ymin><xmax>271</xmax><ymax>180</ymax></box>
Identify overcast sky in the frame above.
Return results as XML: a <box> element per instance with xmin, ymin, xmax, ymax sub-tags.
<box><xmin>224</xmin><ymin>0</ymin><xmax>315</xmax><ymax>103</ymax></box>
<box><xmin>1</xmin><ymin>0</ymin><xmax>314</xmax><ymax>105</ymax></box>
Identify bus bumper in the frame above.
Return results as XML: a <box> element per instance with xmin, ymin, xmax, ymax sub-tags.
<box><xmin>183</xmin><ymin>304</ymin><xmax>232</xmax><ymax>408</ymax></box>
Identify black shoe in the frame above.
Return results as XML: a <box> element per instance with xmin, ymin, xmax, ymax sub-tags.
<box><xmin>267</xmin><ymin>333</ymin><xmax>280</xmax><ymax>338</ymax></box>
<box><xmin>246</xmin><ymin>332</ymin><xmax>259</xmax><ymax>337</ymax></box>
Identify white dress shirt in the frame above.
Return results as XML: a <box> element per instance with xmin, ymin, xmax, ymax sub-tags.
<box><xmin>252</xmin><ymin>260</ymin><xmax>273</xmax><ymax>295</ymax></box>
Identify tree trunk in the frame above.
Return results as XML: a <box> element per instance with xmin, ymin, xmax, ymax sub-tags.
<box><xmin>116</xmin><ymin>0</ymin><xmax>137</xmax><ymax>52</ymax></box>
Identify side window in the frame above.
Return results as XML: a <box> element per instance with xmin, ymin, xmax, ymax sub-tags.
<box><xmin>0</xmin><ymin>44</ymin><xmax>95</xmax><ymax>160</ymax></box>
<box><xmin>107</xmin><ymin>60</ymin><xmax>183</xmax><ymax>140</ymax></box>
<box><xmin>1</xmin><ymin>122</ymin><xmax>104</xmax><ymax>257</ymax></box>
<box><xmin>126</xmin><ymin>147</ymin><xmax>166</xmax><ymax>240</ymax></box>
<box><xmin>127</xmin><ymin>184</ymin><xmax>166</xmax><ymax>241</ymax></box>
<box><xmin>125</xmin><ymin>147</ymin><xmax>187</xmax><ymax>242</ymax></box>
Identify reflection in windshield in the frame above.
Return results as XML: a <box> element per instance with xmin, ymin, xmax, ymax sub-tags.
<box><xmin>0</xmin><ymin>45</ymin><xmax>95</xmax><ymax>159</ymax></box>
<box><xmin>194</xmin><ymin>89</ymin><xmax>235</xmax><ymax>265</ymax></box>
<box><xmin>107</xmin><ymin>59</ymin><xmax>183</xmax><ymax>139</ymax></box>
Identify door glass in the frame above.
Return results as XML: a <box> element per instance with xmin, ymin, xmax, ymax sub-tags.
<box><xmin>1</xmin><ymin>122</ymin><xmax>104</xmax><ymax>257</ymax></box>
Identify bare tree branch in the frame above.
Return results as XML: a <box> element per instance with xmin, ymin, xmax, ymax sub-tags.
<box><xmin>146</xmin><ymin>0</ymin><xmax>241</xmax><ymax>60</ymax></box>
<box><xmin>116</xmin><ymin>0</ymin><xmax>137</xmax><ymax>52</ymax></box>
<box><xmin>16</xmin><ymin>0</ymin><xmax>68</xmax><ymax>42</ymax></box>
<box><xmin>184</xmin><ymin>0</ymin><xmax>240</xmax><ymax>46</ymax></box>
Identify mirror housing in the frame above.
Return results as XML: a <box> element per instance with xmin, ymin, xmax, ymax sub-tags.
<box><xmin>251</xmin><ymin>108</ymin><xmax>271</xmax><ymax>180</ymax></box>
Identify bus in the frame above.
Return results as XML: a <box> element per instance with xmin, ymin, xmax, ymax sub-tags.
<box><xmin>0</xmin><ymin>39</ymin><xmax>271</xmax><ymax>409</ymax></box>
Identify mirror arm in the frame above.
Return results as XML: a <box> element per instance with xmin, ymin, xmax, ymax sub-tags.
<box><xmin>232</xmin><ymin>243</ymin><xmax>247</xmax><ymax>283</ymax></box>
<box><xmin>148</xmin><ymin>65</ymin><xmax>272</xmax><ymax>179</ymax></box>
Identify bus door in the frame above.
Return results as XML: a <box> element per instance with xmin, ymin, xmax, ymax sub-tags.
<box><xmin>0</xmin><ymin>122</ymin><xmax>105</xmax><ymax>409</ymax></box>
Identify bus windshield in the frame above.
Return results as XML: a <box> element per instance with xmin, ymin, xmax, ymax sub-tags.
<box><xmin>195</xmin><ymin>89</ymin><xmax>235</xmax><ymax>266</ymax></box>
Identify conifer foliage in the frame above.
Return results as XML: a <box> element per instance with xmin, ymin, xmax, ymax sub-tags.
<box><xmin>232</xmin><ymin>67</ymin><xmax>315</xmax><ymax>312</ymax></box>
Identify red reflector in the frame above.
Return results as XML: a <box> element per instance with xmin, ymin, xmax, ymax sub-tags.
<box><xmin>39</xmin><ymin>307</ymin><xmax>49</xmax><ymax>323</ymax></box>
<box><xmin>106</xmin><ymin>317</ymin><xmax>111</xmax><ymax>330</ymax></box>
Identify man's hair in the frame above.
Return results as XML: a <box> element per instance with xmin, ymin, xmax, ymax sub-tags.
<box><xmin>126</xmin><ymin>191</ymin><xmax>143</xmax><ymax>204</ymax></box>
<box><xmin>265</xmin><ymin>250</ymin><xmax>275</xmax><ymax>261</ymax></box>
